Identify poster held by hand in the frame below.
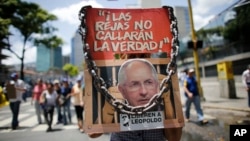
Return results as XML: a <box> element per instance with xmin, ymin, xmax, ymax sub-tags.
<box><xmin>79</xmin><ymin>6</ymin><xmax>184</xmax><ymax>134</ymax></box>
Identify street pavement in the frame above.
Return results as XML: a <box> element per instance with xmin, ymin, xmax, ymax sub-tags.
<box><xmin>196</xmin><ymin>76</ymin><xmax>250</xmax><ymax>112</ymax></box>
<box><xmin>0</xmin><ymin>101</ymin><xmax>111</xmax><ymax>141</ymax></box>
<box><xmin>0</xmin><ymin>76</ymin><xmax>249</xmax><ymax>141</ymax></box>
<box><xmin>180</xmin><ymin>76</ymin><xmax>250</xmax><ymax>141</ymax></box>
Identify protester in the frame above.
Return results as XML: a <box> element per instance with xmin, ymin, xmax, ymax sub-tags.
<box><xmin>31</xmin><ymin>78</ymin><xmax>47</xmax><ymax>124</ymax></box>
<box><xmin>6</xmin><ymin>73</ymin><xmax>26</xmax><ymax>130</ymax></box>
<box><xmin>183</xmin><ymin>68</ymin><xmax>208</xmax><ymax>125</ymax></box>
<box><xmin>53</xmin><ymin>79</ymin><xmax>63</xmax><ymax>124</ymax></box>
<box><xmin>40</xmin><ymin>82</ymin><xmax>58</xmax><ymax>132</ymax></box>
<box><xmin>70</xmin><ymin>76</ymin><xmax>85</xmax><ymax>133</ymax></box>
<box><xmin>61</xmin><ymin>78</ymin><xmax>72</xmax><ymax>125</ymax></box>
<box><xmin>242</xmin><ymin>64</ymin><xmax>250</xmax><ymax>107</ymax></box>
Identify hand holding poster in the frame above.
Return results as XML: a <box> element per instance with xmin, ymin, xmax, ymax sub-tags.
<box><xmin>78</xmin><ymin>6</ymin><xmax>184</xmax><ymax>137</ymax></box>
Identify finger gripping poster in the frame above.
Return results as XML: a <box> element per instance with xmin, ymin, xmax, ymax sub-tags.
<box><xmin>80</xmin><ymin>6</ymin><xmax>184</xmax><ymax>134</ymax></box>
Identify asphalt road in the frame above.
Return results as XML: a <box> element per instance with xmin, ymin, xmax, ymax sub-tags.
<box><xmin>0</xmin><ymin>101</ymin><xmax>111</xmax><ymax>141</ymax></box>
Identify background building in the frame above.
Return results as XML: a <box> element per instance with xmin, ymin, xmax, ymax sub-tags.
<box><xmin>140</xmin><ymin>0</ymin><xmax>161</xmax><ymax>8</ymax></box>
<box><xmin>174</xmin><ymin>6</ymin><xmax>191</xmax><ymax>39</ymax></box>
<box><xmin>63</xmin><ymin>54</ymin><xmax>70</xmax><ymax>65</ymax></box>
<box><xmin>36</xmin><ymin>44</ymin><xmax>63</xmax><ymax>72</ymax></box>
<box><xmin>70</xmin><ymin>30</ymin><xmax>84</xmax><ymax>70</ymax></box>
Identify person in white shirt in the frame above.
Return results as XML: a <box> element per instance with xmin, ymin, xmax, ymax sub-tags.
<box><xmin>6</xmin><ymin>73</ymin><xmax>26</xmax><ymax>130</ymax></box>
<box><xmin>40</xmin><ymin>82</ymin><xmax>58</xmax><ymax>132</ymax></box>
<box><xmin>242</xmin><ymin>64</ymin><xmax>250</xmax><ymax>107</ymax></box>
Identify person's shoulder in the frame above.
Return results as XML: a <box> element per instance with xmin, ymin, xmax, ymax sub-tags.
<box><xmin>184</xmin><ymin>76</ymin><xmax>189</xmax><ymax>81</ymax></box>
<box><xmin>73</xmin><ymin>83</ymin><xmax>77</xmax><ymax>88</ymax></box>
<box><xmin>17</xmin><ymin>79</ymin><xmax>24</xmax><ymax>84</ymax></box>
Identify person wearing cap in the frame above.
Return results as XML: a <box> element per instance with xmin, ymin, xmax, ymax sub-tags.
<box><xmin>69</xmin><ymin>76</ymin><xmax>85</xmax><ymax>133</ymax></box>
<box><xmin>6</xmin><ymin>73</ymin><xmax>27</xmax><ymax>130</ymax></box>
<box><xmin>61</xmin><ymin>78</ymin><xmax>72</xmax><ymax>125</ymax></box>
<box><xmin>183</xmin><ymin>68</ymin><xmax>208</xmax><ymax>125</ymax></box>
<box><xmin>31</xmin><ymin>78</ymin><xmax>47</xmax><ymax>124</ymax></box>
<box><xmin>242</xmin><ymin>64</ymin><xmax>250</xmax><ymax>107</ymax></box>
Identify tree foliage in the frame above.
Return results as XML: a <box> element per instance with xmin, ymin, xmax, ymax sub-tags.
<box><xmin>63</xmin><ymin>63</ymin><xmax>79</xmax><ymax>77</ymax></box>
<box><xmin>196</xmin><ymin>27</ymin><xmax>224</xmax><ymax>39</ymax></box>
<box><xmin>0</xmin><ymin>0</ymin><xmax>63</xmax><ymax>80</ymax></box>
<box><xmin>223</xmin><ymin>4</ymin><xmax>250</xmax><ymax>42</ymax></box>
<box><xmin>0</xmin><ymin>0</ymin><xmax>19</xmax><ymax>48</ymax></box>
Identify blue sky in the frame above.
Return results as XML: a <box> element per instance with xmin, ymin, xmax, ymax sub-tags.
<box><xmin>3</xmin><ymin>0</ymin><xmax>238</xmax><ymax>65</ymax></box>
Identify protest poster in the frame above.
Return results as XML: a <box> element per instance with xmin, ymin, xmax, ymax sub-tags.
<box><xmin>79</xmin><ymin>6</ymin><xmax>184</xmax><ymax>134</ymax></box>
<box><xmin>6</xmin><ymin>82</ymin><xmax>16</xmax><ymax>99</ymax></box>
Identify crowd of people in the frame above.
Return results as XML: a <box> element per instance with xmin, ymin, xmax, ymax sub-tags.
<box><xmin>3</xmin><ymin>73</ymin><xmax>85</xmax><ymax>133</ymax></box>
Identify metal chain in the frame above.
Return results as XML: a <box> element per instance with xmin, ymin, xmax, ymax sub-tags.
<box><xmin>78</xmin><ymin>6</ymin><xmax>179</xmax><ymax>115</ymax></box>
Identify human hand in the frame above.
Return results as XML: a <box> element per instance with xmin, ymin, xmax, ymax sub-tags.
<box><xmin>80</xmin><ymin>101</ymin><xmax>84</xmax><ymax>107</ymax></box>
<box><xmin>188</xmin><ymin>92</ymin><xmax>193</xmax><ymax>98</ymax></box>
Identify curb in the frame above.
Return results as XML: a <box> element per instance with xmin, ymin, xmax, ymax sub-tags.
<box><xmin>203</xmin><ymin>105</ymin><xmax>250</xmax><ymax>113</ymax></box>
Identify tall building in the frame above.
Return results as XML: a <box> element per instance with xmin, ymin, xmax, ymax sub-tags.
<box><xmin>63</xmin><ymin>55</ymin><xmax>70</xmax><ymax>65</ymax></box>
<box><xmin>173</xmin><ymin>6</ymin><xmax>191</xmax><ymax>39</ymax></box>
<box><xmin>140</xmin><ymin>0</ymin><xmax>161</xmax><ymax>8</ymax></box>
<box><xmin>71</xmin><ymin>30</ymin><xmax>84</xmax><ymax>70</ymax></box>
<box><xmin>36</xmin><ymin>44</ymin><xmax>63</xmax><ymax>72</ymax></box>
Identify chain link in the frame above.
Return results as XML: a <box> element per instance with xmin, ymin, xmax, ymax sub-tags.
<box><xmin>78</xmin><ymin>6</ymin><xmax>179</xmax><ymax>115</ymax></box>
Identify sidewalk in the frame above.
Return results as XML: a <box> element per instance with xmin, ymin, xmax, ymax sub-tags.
<box><xmin>179</xmin><ymin>76</ymin><xmax>250</xmax><ymax>113</ymax></box>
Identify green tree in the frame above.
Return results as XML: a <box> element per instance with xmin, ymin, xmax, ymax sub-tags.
<box><xmin>0</xmin><ymin>0</ymin><xmax>18</xmax><ymax>51</ymax></box>
<box><xmin>1</xmin><ymin>0</ymin><xmax>63</xmax><ymax>80</ymax></box>
<box><xmin>63</xmin><ymin>63</ymin><xmax>79</xmax><ymax>77</ymax></box>
<box><xmin>0</xmin><ymin>0</ymin><xmax>20</xmax><ymax>76</ymax></box>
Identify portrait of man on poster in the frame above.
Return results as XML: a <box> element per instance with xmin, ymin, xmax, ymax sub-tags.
<box><xmin>117</xmin><ymin>58</ymin><xmax>160</xmax><ymax>107</ymax></box>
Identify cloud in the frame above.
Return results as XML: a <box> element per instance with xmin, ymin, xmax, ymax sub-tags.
<box><xmin>50</xmin><ymin>0</ymin><xmax>104</xmax><ymax>59</ymax></box>
<box><xmin>51</xmin><ymin>0</ymin><xmax>103</xmax><ymax>25</ymax></box>
<box><xmin>193</xmin><ymin>14</ymin><xmax>215</xmax><ymax>30</ymax></box>
<box><xmin>62</xmin><ymin>44</ymin><xmax>71</xmax><ymax>55</ymax></box>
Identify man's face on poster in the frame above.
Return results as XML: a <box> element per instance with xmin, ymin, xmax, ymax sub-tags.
<box><xmin>118</xmin><ymin>59</ymin><xmax>159</xmax><ymax>107</ymax></box>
